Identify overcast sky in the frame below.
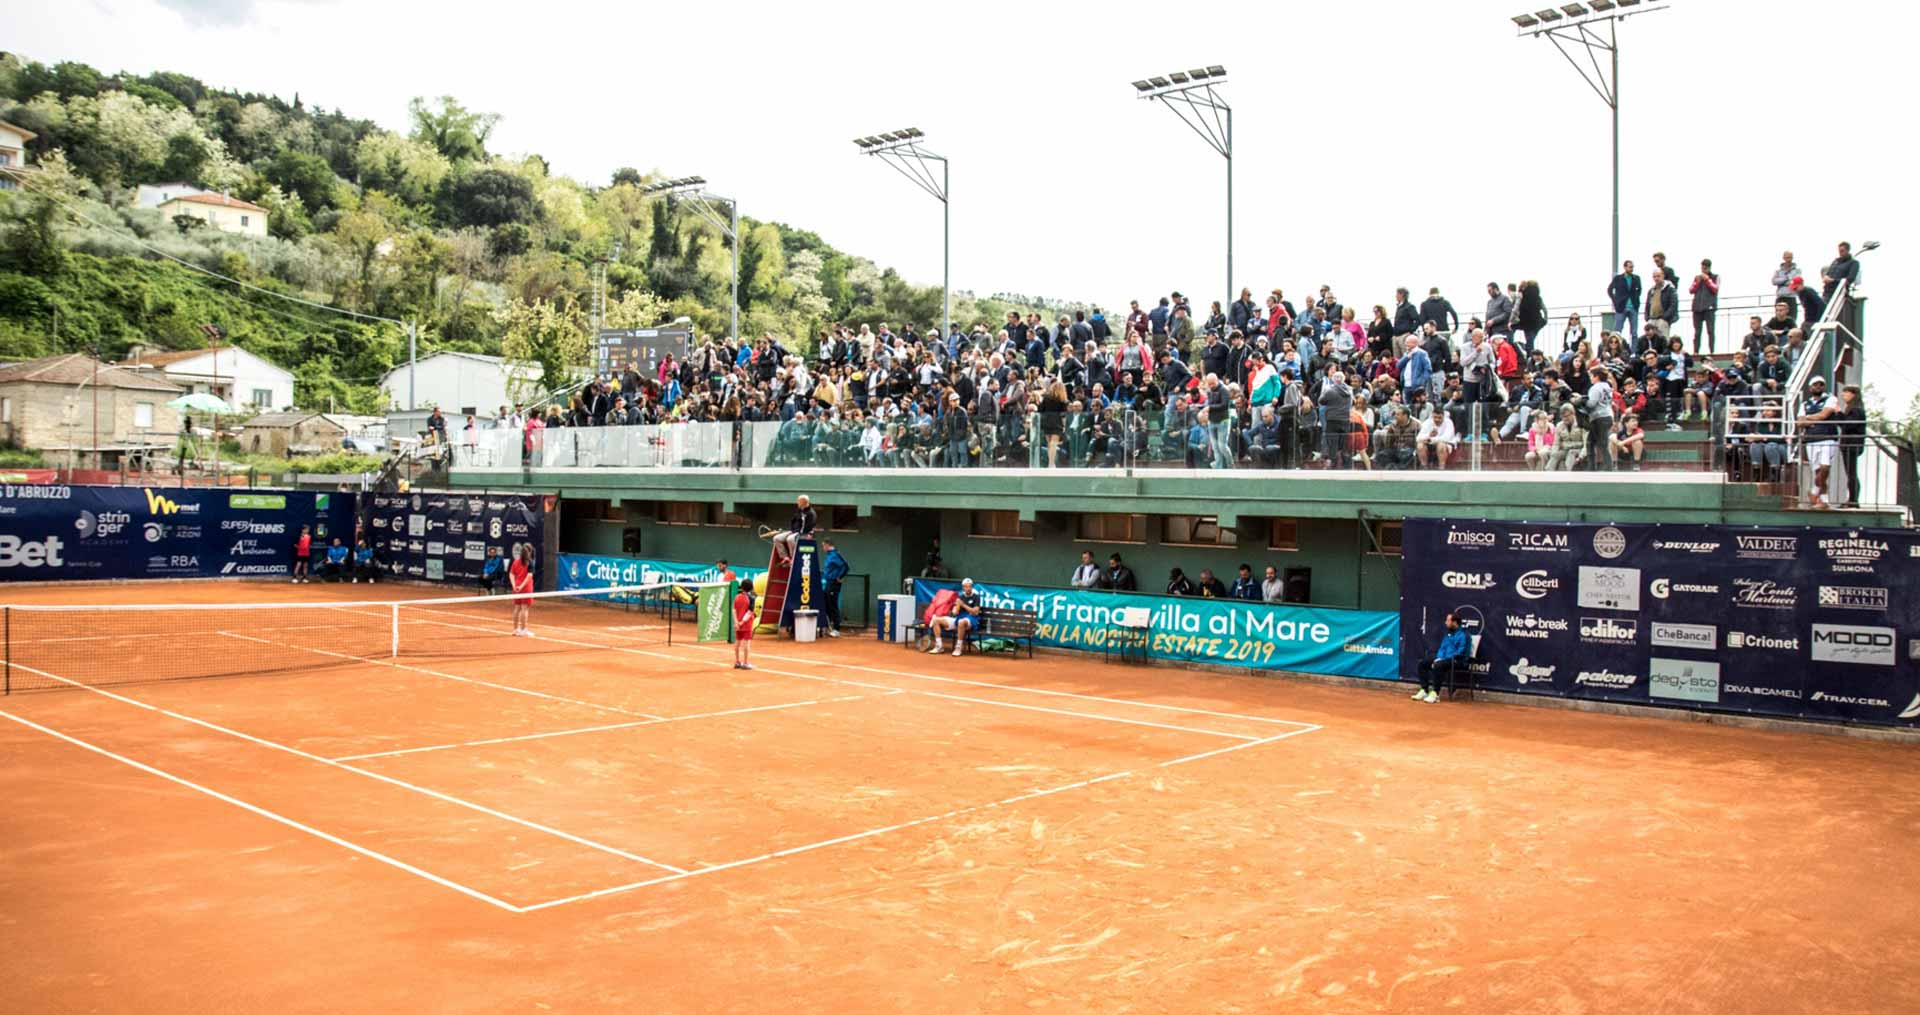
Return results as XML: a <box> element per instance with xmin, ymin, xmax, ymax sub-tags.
<box><xmin>7</xmin><ymin>0</ymin><xmax>1917</xmax><ymax>407</ymax></box>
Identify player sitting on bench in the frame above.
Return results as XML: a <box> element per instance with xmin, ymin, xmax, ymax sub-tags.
<box><xmin>927</xmin><ymin>577</ymin><xmax>981</xmax><ymax>657</ymax></box>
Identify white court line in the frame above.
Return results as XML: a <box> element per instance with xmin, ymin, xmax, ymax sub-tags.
<box><xmin>390</xmin><ymin>609</ymin><xmax>1259</xmax><ymax>743</ymax></box>
<box><xmin>0</xmin><ymin>706</ymin><xmax>521</xmax><ymax>913</ymax></box>
<box><xmin>517</xmin><ymin>724</ymin><xmax>1324</xmax><ymax>913</ymax></box>
<box><xmin>213</xmin><ymin>628</ymin><xmax>665</xmax><ymax>722</ymax></box>
<box><xmin>8</xmin><ymin>659</ymin><xmax>689</xmax><ymax>877</ymax></box>
<box><xmin>329</xmin><ymin>693</ymin><xmax>887</xmax><ymax>762</ymax></box>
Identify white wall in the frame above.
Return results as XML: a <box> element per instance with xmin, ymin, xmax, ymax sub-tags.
<box><xmin>381</xmin><ymin>355</ymin><xmax>539</xmax><ymax>414</ymax></box>
<box><xmin>149</xmin><ymin>348</ymin><xmax>295</xmax><ymax>411</ymax></box>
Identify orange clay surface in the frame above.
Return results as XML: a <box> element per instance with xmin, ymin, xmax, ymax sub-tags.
<box><xmin>1</xmin><ymin>579</ymin><xmax>1916</xmax><ymax>1014</ymax></box>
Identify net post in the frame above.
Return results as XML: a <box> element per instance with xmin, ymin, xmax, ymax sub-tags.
<box><xmin>667</xmin><ymin>590</ymin><xmax>675</xmax><ymax>646</ymax></box>
<box><xmin>4</xmin><ymin>606</ymin><xmax>10</xmax><ymax>696</ymax></box>
<box><xmin>390</xmin><ymin>603</ymin><xmax>400</xmax><ymax>658</ymax></box>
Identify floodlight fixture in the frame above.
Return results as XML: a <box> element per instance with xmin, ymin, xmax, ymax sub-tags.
<box><xmin>1132</xmin><ymin>79</ymin><xmax>1153</xmax><ymax>91</ymax></box>
<box><xmin>1148</xmin><ymin>76</ymin><xmax>1170</xmax><ymax>87</ymax></box>
<box><xmin>1617</xmin><ymin>0</ymin><xmax>1641</xmax><ymax>6</ymax></box>
<box><xmin>1535</xmin><ymin>9</ymin><xmax>1563</xmax><ymax>22</ymax></box>
<box><xmin>1560</xmin><ymin>3</ymin><xmax>1588</xmax><ymax>15</ymax></box>
<box><xmin>1514</xmin><ymin>12</ymin><xmax>1539</xmax><ymax>25</ymax></box>
<box><xmin>851</xmin><ymin>125</ymin><xmax>951</xmax><ymax>332</ymax></box>
<box><xmin>637</xmin><ymin>175</ymin><xmax>739</xmax><ymax>337</ymax></box>
<box><xmin>1588</xmin><ymin>0</ymin><xmax>1616</xmax><ymax>8</ymax></box>
<box><xmin>1188</xmin><ymin>67</ymin><xmax>1210</xmax><ymax>79</ymax></box>
<box><xmin>1168</xmin><ymin>71</ymin><xmax>1189</xmax><ymax>84</ymax></box>
<box><xmin>1206</xmin><ymin>65</ymin><xmax>1225</xmax><ymax>76</ymax></box>
<box><xmin>1127</xmin><ymin>65</ymin><xmax>1234</xmax><ymax>316</ymax></box>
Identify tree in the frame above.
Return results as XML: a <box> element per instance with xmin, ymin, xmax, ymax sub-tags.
<box><xmin>352</xmin><ymin>131</ymin><xmax>452</xmax><ymax>207</ymax></box>
<box><xmin>407</xmin><ymin>96</ymin><xmax>499</xmax><ymax>164</ymax></box>
<box><xmin>262</xmin><ymin>149</ymin><xmax>340</xmax><ymax>213</ymax></box>
<box><xmin>603</xmin><ymin>288</ymin><xmax>670</xmax><ymax>330</ymax></box>
<box><xmin>444</xmin><ymin>167</ymin><xmax>538</xmax><ymax>229</ymax></box>
<box><xmin>495</xmin><ymin>296</ymin><xmax>585</xmax><ymax>392</ymax></box>
<box><xmin>610</xmin><ymin>166</ymin><xmax>643</xmax><ymax>187</ymax></box>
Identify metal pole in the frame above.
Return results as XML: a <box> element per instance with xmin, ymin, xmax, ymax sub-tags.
<box><xmin>406</xmin><ymin>319</ymin><xmax>417</xmax><ymax>411</ymax></box>
<box><xmin>91</xmin><ymin>354</ymin><xmax>98</xmax><ymax>464</ymax></box>
<box><xmin>942</xmin><ymin>159</ymin><xmax>951</xmax><ymax>335</ymax></box>
<box><xmin>1225</xmin><ymin>105</ymin><xmax>1234</xmax><ymax>321</ymax></box>
<box><xmin>730</xmin><ymin>199</ymin><xmax>741</xmax><ymax>340</ymax></box>
<box><xmin>1610</xmin><ymin>23</ymin><xmax>1620</xmax><ymax>276</ymax></box>
<box><xmin>4</xmin><ymin>606</ymin><xmax>11</xmax><ymax>696</ymax></box>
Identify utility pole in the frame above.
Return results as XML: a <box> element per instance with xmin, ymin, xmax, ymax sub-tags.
<box><xmin>406</xmin><ymin>319</ymin><xmax>417</xmax><ymax>411</ymax></box>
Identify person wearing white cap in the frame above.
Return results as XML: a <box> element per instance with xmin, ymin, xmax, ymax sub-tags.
<box><xmin>928</xmin><ymin>577</ymin><xmax>981</xmax><ymax>656</ymax></box>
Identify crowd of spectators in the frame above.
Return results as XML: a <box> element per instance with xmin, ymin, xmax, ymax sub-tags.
<box><xmin>439</xmin><ymin>241</ymin><xmax>1865</xmax><ymax>477</ymax></box>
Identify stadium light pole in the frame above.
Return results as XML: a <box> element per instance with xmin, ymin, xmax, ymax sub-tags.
<box><xmin>1512</xmin><ymin>0</ymin><xmax>1672</xmax><ymax>275</ymax></box>
<box><xmin>852</xmin><ymin>129</ymin><xmax>949</xmax><ymax>334</ymax></box>
<box><xmin>642</xmin><ymin>177</ymin><xmax>739</xmax><ymax>339</ymax></box>
<box><xmin>1131</xmin><ymin>67</ymin><xmax>1231</xmax><ymax>314</ymax></box>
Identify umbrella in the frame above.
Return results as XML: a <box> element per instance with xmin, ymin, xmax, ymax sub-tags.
<box><xmin>166</xmin><ymin>392</ymin><xmax>235</xmax><ymax>414</ymax></box>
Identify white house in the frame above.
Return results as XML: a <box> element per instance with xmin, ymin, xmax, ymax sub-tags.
<box><xmin>156</xmin><ymin>191</ymin><xmax>269</xmax><ymax>238</ymax></box>
<box><xmin>0</xmin><ymin>119</ymin><xmax>35</xmax><ymax>190</ymax></box>
<box><xmin>122</xmin><ymin>345</ymin><xmax>295</xmax><ymax>412</ymax></box>
<box><xmin>380</xmin><ymin>351</ymin><xmax>544</xmax><ymax>416</ymax></box>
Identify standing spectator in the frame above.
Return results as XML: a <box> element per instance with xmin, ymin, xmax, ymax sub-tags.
<box><xmin>1203</xmin><ymin>301</ymin><xmax>1227</xmax><ymax>339</ymax></box>
<box><xmin>1645</xmin><ymin>269</ymin><xmax>1678</xmax><ymax>341</ymax></box>
<box><xmin>1102</xmin><ymin>553</ymin><xmax>1138</xmax><ymax>592</ymax></box>
<box><xmin>1688</xmin><ymin>259</ymin><xmax>1720</xmax><ymax>353</ymax></box>
<box><xmin>1400</xmin><ymin>334</ymin><xmax>1433</xmax><ymax>403</ymax></box>
<box><xmin>1165</xmin><ymin>568</ymin><xmax>1196</xmax><ymax>597</ymax></box>
<box><xmin>1261</xmin><ymin>565</ymin><xmax>1284</xmax><ymax>604</ymax></box>
<box><xmin>1835</xmin><ymin>384</ymin><xmax>1868</xmax><ymax>509</ymax></box>
<box><xmin>1513</xmin><ymin>280</ymin><xmax>1547</xmax><ymax>353</ymax></box>
<box><xmin>1169</xmin><ymin>304</ymin><xmax>1197</xmax><ymax>360</ymax></box>
<box><xmin>1772</xmin><ymin>250</ymin><xmax>1801</xmax><ymax>322</ymax></box>
<box><xmin>715</xmin><ymin>559</ymin><xmax>737</xmax><ymax>584</ymax></box>
<box><xmin>427</xmin><ymin>407</ymin><xmax>448</xmax><ymax>445</ymax></box>
<box><xmin>1148</xmin><ymin>297</ymin><xmax>1172</xmax><ymax>354</ymax></box>
<box><xmin>1194</xmin><ymin>568</ymin><xmax>1227</xmax><ymax>598</ymax></box>
<box><xmin>1413</xmin><ymin>612</ymin><xmax>1471</xmax><ymax>704</ymax></box>
<box><xmin>1418</xmin><ymin>287</ymin><xmax>1460</xmax><ymax>335</ymax></box>
<box><xmin>820</xmin><ymin>538</ymin><xmax>848</xmax><ymax>637</ymax></box>
<box><xmin>1608</xmin><ymin>259</ymin><xmax>1642</xmax><ymax>338</ymax></box>
<box><xmin>1392</xmin><ymin>287</ymin><xmax>1420</xmax><ymax>341</ymax></box>
<box><xmin>1230</xmin><ymin>288</ymin><xmax>1257</xmax><ymax>333</ymax></box>
<box><xmin>1319</xmin><ymin>368</ymin><xmax>1355</xmax><ymax>468</ymax></box>
<box><xmin>1585</xmin><ymin>367</ymin><xmax>1617</xmax><ymax>470</ymax></box>
<box><xmin>1230</xmin><ymin>564</ymin><xmax>1260</xmax><ymax>600</ymax></box>
<box><xmin>1071</xmin><ymin>551</ymin><xmax>1102</xmax><ymax>589</ymax></box>
<box><xmin>1792</xmin><ymin>276</ymin><xmax>1827</xmax><ymax>326</ymax></box>
<box><xmin>1484</xmin><ymin>282</ymin><xmax>1513</xmax><ymax>337</ymax></box>
<box><xmin>1800</xmin><ymin>377</ymin><xmax>1840</xmax><ymax>509</ymax></box>
<box><xmin>1126</xmin><ymin>300</ymin><xmax>1150</xmax><ymax>341</ymax></box>
<box><xmin>1822</xmin><ymin>241</ymin><xmax>1860</xmax><ymax>300</ymax></box>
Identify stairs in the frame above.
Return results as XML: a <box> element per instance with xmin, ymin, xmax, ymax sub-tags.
<box><xmin>756</xmin><ymin>545</ymin><xmax>793</xmax><ymax>634</ymax></box>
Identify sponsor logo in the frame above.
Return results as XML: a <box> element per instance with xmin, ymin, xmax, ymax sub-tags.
<box><xmin>405</xmin><ymin>564</ymin><xmax>426</xmax><ymax>577</ymax></box>
<box><xmin>1505</xmin><ymin>614</ymin><xmax>1571</xmax><ymax>640</ymax></box>
<box><xmin>1575</xmin><ymin>669</ymin><xmax>1638</xmax><ymax>689</ymax></box>
<box><xmin>1911</xmin><ymin>546</ymin><xmax>1920</xmax><ymax>559</ymax></box>
<box><xmin>75</xmin><ymin>509</ymin><xmax>133</xmax><ymax>538</ymax></box>
<box><xmin>427</xmin><ymin>541</ymin><xmax>446</xmax><ymax>556</ymax></box>
<box><xmin>220</xmin><ymin>519</ymin><xmax>286</xmax><ymax>535</ymax></box>
<box><xmin>1578</xmin><ymin>566</ymin><xmax>1641</xmax><ymax>612</ymax></box>
<box><xmin>426</xmin><ymin>559</ymin><xmax>445</xmax><ymax>581</ymax></box>
<box><xmin>220</xmin><ymin>561</ymin><xmax>288</xmax><ymax>576</ymax></box>
<box><xmin>467</xmin><ymin>499</ymin><xmax>485</xmax><ymax>514</ymax></box>
<box><xmin>1451</xmin><ymin>605</ymin><xmax>1486</xmax><ymax>637</ymax></box>
<box><xmin>446</xmin><ymin>519</ymin><xmax>464</xmax><ymax>536</ymax></box>
<box><xmin>1900</xmin><ymin>695</ymin><xmax>1920</xmax><ymax>720</ymax></box>
<box><xmin>1726</xmin><ymin>684</ymin><xmax>1802</xmax><ymax>700</ymax></box>
<box><xmin>0</xmin><ymin>535</ymin><xmax>67</xmax><ymax>568</ymax></box>
<box><xmin>315</xmin><ymin>494</ymin><xmax>329</xmax><ymax>510</ymax></box>
<box><xmin>1592</xmin><ymin>526</ymin><xmax>1627</xmax><ymax>559</ymax></box>
<box><xmin>408</xmin><ymin>515</ymin><xmax>427</xmax><ymax>537</ymax></box>
<box><xmin>1447</xmin><ymin>529</ymin><xmax>1497</xmax><ymax>548</ymax></box>
<box><xmin>427</xmin><ymin>518</ymin><xmax>446</xmax><ymax>531</ymax></box>
<box><xmin>489</xmin><ymin>517</ymin><xmax>505</xmax><ymax>539</ymax></box>
<box><xmin>1652</xmin><ymin>539</ymin><xmax>1721</xmax><ymax>554</ymax></box>
<box><xmin>1736</xmin><ymin>534</ymin><xmax>1798</xmax><ymax>560</ymax></box>
<box><xmin>143</xmin><ymin>489</ymin><xmax>200</xmax><ymax>515</ymax></box>
<box><xmin>1810</xmin><ymin>691</ymin><xmax>1892</xmax><ymax>708</ymax></box>
<box><xmin>486</xmin><ymin>500</ymin><xmax>507</xmax><ymax>511</ymax></box>
<box><xmin>1731</xmin><ymin>579</ymin><xmax>1798</xmax><ymax>610</ymax></box>
<box><xmin>411</xmin><ymin>494</ymin><xmax>423</xmax><ymax>511</ymax></box>
<box><xmin>1341</xmin><ymin>639</ymin><xmax>1395</xmax><ymax>656</ymax></box>
<box><xmin>1811</xmin><ymin>624</ymin><xmax>1896</xmax><ymax>666</ymax></box>
<box><xmin>227</xmin><ymin>494</ymin><xmax>286</xmax><ymax>510</ymax></box>
<box><xmin>1651</xmin><ymin>622</ymin><xmax>1716</xmax><ymax>650</ymax></box>
<box><xmin>371</xmin><ymin>517</ymin><xmax>388</xmax><ymax>530</ymax></box>
<box><xmin>1516</xmin><ymin>570</ymin><xmax>1560</xmax><ymax>600</ymax></box>
<box><xmin>145</xmin><ymin>554</ymin><xmax>198</xmax><ymax>572</ymax></box>
<box><xmin>1508</xmin><ymin>531</ymin><xmax>1572</xmax><ymax>553</ymax></box>
<box><xmin>1442</xmin><ymin>571</ymin><xmax>1496</xmax><ymax>591</ymax></box>
<box><xmin>1651</xmin><ymin>578</ymin><xmax>1720</xmax><ymax>599</ymax></box>
<box><xmin>464</xmin><ymin>540</ymin><xmax>487</xmax><ymax>561</ymax></box>
<box><xmin>505</xmin><ymin>521</ymin><xmax>531</xmax><ymax>537</ymax></box>
<box><xmin>407</xmin><ymin>540</ymin><xmax>425</xmax><ymax>553</ymax></box>
<box><xmin>1726</xmin><ymin>631</ymin><xmax>1800</xmax><ymax>650</ymax></box>
<box><xmin>1650</xmin><ymin>658</ymin><xmax>1721</xmax><ymax>703</ymax></box>
<box><xmin>1508</xmin><ymin>658</ymin><xmax>1556</xmax><ymax>685</ymax></box>
<box><xmin>1818</xmin><ymin>585</ymin><xmax>1888</xmax><ymax>612</ymax></box>
<box><xmin>1579</xmin><ymin>616</ymin><xmax>1638</xmax><ymax>644</ymax></box>
<box><xmin>143</xmin><ymin>522</ymin><xmax>168</xmax><ymax>542</ymax></box>
<box><xmin>227</xmin><ymin>539</ymin><xmax>278</xmax><ymax>557</ymax></box>
<box><xmin>1817</xmin><ymin>531</ymin><xmax>1890</xmax><ymax>573</ymax></box>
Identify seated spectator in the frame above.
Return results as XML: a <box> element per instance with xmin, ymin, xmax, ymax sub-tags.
<box><xmin>1416</xmin><ymin>408</ymin><xmax>1458</xmax><ymax>469</ymax></box>
<box><xmin>1100</xmin><ymin>553</ymin><xmax>1138</xmax><ymax>591</ymax></box>
<box><xmin>927</xmin><ymin>577</ymin><xmax>981</xmax><ymax>656</ymax></box>
<box><xmin>1261</xmin><ymin>565</ymin><xmax>1284</xmax><ymax>603</ymax></box>
<box><xmin>1165</xmin><ymin>568</ymin><xmax>1196</xmax><ymax>597</ymax></box>
<box><xmin>1547</xmin><ymin>405</ymin><xmax>1586</xmax><ymax>471</ymax></box>
<box><xmin>1413</xmin><ymin>612</ymin><xmax>1472</xmax><ymax>704</ymax></box>
<box><xmin>1523</xmin><ymin>412</ymin><xmax>1556</xmax><ymax>470</ymax></box>
<box><xmin>1071</xmin><ymin>551</ymin><xmax>1102</xmax><ymax>589</ymax></box>
<box><xmin>1194</xmin><ymin>568</ymin><xmax>1228</xmax><ymax>598</ymax></box>
<box><xmin>1230</xmin><ymin>564</ymin><xmax>1260</xmax><ymax>600</ymax></box>
<box><xmin>481</xmin><ymin>546</ymin><xmax>507</xmax><ymax>594</ymax></box>
<box><xmin>1373</xmin><ymin>405</ymin><xmax>1418</xmax><ymax>470</ymax></box>
<box><xmin>352</xmin><ymin>540</ymin><xmax>379</xmax><ymax>583</ymax></box>
<box><xmin>1610</xmin><ymin>414</ymin><xmax>1647</xmax><ymax>471</ymax></box>
<box><xmin>323</xmin><ymin>537</ymin><xmax>350</xmax><ymax>581</ymax></box>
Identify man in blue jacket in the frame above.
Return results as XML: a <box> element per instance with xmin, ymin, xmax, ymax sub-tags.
<box><xmin>1608</xmin><ymin>260</ymin><xmax>1643</xmax><ymax>338</ymax></box>
<box><xmin>820</xmin><ymin>538</ymin><xmax>850</xmax><ymax>637</ymax></box>
<box><xmin>1414</xmin><ymin>612</ymin><xmax>1472</xmax><ymax>703</ymax></box>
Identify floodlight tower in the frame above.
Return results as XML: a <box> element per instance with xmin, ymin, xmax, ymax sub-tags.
<box><xmin>1131</xmin><ymin>67</ymin><xmax>1231</xmax><ymax>313</ymax></box>
<box><xmin>852</xmin><ymin>128</ymin><xmax>949</xmax><ymax>335</ymax></box>
<box><xmin>1512</xmin><ymin>0</ymin><xmax>1672</xmax><ymax>274</ymax></box>
<box><xmin>642</xmin><ymin>177</ymin><xmax>739</xmax><ymax>339</ymax></box>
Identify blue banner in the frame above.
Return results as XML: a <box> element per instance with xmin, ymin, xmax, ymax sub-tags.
<box><xmin>0</xmin><ymin>484</ymin><xmax>354</xmax><ymax>581</ymax></box>
<box><xmin>364</xmin><ymin>492</ymin><xmax>545</xmax><ymax>584</ymax></box>
<box><xmin>1399</xmin><ymin>518</ymin><xmax>1920</xmax><ymax>728</ymax></box>
<box><xmin>557</xmin><ymin>553</ymin><xmax>766</xmax><ymax>591</ymax></box>
<box><xmin>911</xmin><ymin>578</ymin><xmax>1400</xmax><ymax>679</ymax></box>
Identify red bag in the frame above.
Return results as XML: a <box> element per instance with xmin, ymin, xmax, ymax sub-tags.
<box><xmin>923</xmin><ymin>589</ymin><xmax>959</xmax><ymax>622</ymax></box>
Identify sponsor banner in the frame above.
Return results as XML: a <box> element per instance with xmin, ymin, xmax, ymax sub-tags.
<box><xmin>558</xmin><ymin>553</ymin><xmax>767</xmax><ymax>592</ymax></box>
<box><xmin>373</xmin><ymin>494</ymin><xmax>544</xmax><ymax>584</ymax></box>
<box><xmin>0</xmin><ymin>484</ymin><xmax>351</xmax><ymax>581</ymax></box>
<box><xmin>1401</xmin><ymin>519</ymin><xmax>1918</xmax><ymax>728</ymax></box>
<box><xmin>913</xmin><ymin>578</ymin><xmax>1401</xmax><ymax>681</ymax></box>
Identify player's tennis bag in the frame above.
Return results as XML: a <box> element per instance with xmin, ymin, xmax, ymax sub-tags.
<box><xmin>923</xmin><ymin>589</ymin><xmax>959</xmax><ymax>623</ymax></box>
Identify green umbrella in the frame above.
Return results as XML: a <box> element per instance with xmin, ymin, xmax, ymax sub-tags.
<box><xmin>167</xmin><ymin>392</ymin><xmax>236</xmax><ymax>414</ymax></box>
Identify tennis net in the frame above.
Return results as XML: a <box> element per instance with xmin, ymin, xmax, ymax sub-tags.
<box><xmin>0</xmin><ymin>582</ymin><xmax>731</xmax><ymax>693</ymax></box>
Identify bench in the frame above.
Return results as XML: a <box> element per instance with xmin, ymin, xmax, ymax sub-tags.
<box><xmin>1444</xmin><ymin>634</ymin><xmax>1486</xmax><ymax>700</ymax></box>
<box><xmin>908</xmin><ymin>605</ymin><xmax>1039</xmax><ymax>658</ymax></box>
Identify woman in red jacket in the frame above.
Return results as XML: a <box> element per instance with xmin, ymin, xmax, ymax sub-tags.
<box><xmin>508</xmin><ymin>544</ymin><xmax>535</xmax><ymax>637</ymax></box>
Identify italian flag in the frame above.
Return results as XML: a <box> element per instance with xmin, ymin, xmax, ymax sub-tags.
<box><xmin>1248</xmin><ymin>361</ymin><xmax>1282</xmax><ymax>405</ymax></box>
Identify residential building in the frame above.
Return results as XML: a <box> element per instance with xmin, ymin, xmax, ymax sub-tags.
<box><xmin>235</xmin><ymin>411</ymin><xmax>347</xmax><ymax>458</ymax></box>
<box><xmin>122</xmin><ymin>344</ymin><xmax>294</xmax><ymax>411</ymax></box>
<box><xmin>0</xmin><ymin>119</ymin><xmax>35</xmax><ymax>190</ymax></box>
<box><xmin>0</xmin><ymin>353</ymin><xmax>184</xmax><ymax>457</ymax></box>
<box><xmin>380</xmin><ymin>351</ymin><xmax>544</xmax><ymax>416</ymax></box>
<box><xmin>134</xmin><ymin>181</ymin><xmax>209</xmax><ymax>209</ymax></box>
<box><xmin>156</xmin><ymin>191</ymin><xmax>269</xmax><ymax>237</ymax></box>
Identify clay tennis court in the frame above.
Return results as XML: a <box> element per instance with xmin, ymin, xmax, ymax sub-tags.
<box><xmin>1</xmin><ymin>580</ymin><xmax>1915</xmax><ymax>1014</ymax></box>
